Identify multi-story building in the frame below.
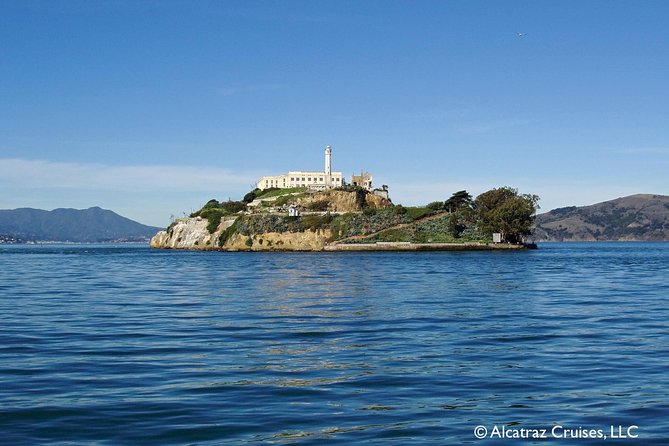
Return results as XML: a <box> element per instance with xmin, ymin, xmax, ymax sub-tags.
<box><xmin>256</xmin><ymin>145</ymin><xmax>344</xmax><ymax>190</ymax></box>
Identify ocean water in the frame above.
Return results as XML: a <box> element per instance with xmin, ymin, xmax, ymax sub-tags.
<box><xmin>0</xmin><ymin>243</ymin><xmax>667</xmax><ymax>445</ymax></box>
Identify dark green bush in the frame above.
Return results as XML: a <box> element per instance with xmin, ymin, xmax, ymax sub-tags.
<box><xmin>301</xmin><ymin>214</ymin><xmax>333</xmax><ymax>231</ymax></box>
<box><xmin>218</xmin><ymin>219</ymin><xmax>240</xmax><ymax>246</ymax></box>
<box><xmin>307</xmin><ymin>199</ymin><xmax>329</xmax><ymax>211</ymax></box>
<box><xmin>427</xmin><ymin>201</ymin><xmax>445</xmax><ymax>211</ymax></box>
<box><xmin>220</xmin><ymin>200</ymin><xmax>246</xmax><ymax>214</ymax></box>
<box><xmin>206</xmin><ymin>210</ymin><xmax>225</xmax><ymax>233</ymax></box>
<box><xmin>243</xmin><ymin>190</ymin><xmax>258</xmax><ymax>203</ymax></box>
<box><xmin>393</xmin><ymin>205</ymin><xmax>408</xmax><ymax>215</ymax></box>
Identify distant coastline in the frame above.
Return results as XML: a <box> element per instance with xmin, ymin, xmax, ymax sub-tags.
<box><xmin>534</xmin><ymin>194</ymin><xmax>669</xmax><ymax>241</ymax></box>
<box><xmin>0</xmin><ymin>207</ymin><xmax>160</xmax><ymax>244</ymax></box>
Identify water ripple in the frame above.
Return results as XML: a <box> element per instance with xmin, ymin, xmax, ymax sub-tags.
<box><xmin>0</xmin><ymin>243</ymin><xmax>668</xmax><ymax>444</ymax></box>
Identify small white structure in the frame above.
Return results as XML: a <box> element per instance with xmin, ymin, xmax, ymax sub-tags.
<box><xmin>493</xmin><ymin>233</ymin><xmax>502</xmax><ymax>243</ymax></box>
<box><xmin>256</xmin><ymin>145</ymin><xmax>344</xmax><ymax>190</ymax></box>
<box><xmin>288</xmin><ymin>205</ymin><xmax>300</xmax><ymax>217</ymax></box>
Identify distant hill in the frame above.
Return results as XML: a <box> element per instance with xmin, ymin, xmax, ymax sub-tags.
<box><xmin>0</xmin><ymin>207</ymin><xmax>161</xmax><ymax>243</ymax></box>
<box><xmin>534</xmin><ymin>194</ymin><xmax>669</xmax><ymax>241</ymax></box>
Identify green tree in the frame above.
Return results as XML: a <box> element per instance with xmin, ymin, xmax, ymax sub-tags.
<box><xmin>444</xmin><ymin>190</ymin><xmax>473</xmax><ymax>212</ymax></box>
<box><xmin>475</xmin><ymin>187</ymin><xmax>540</xmax><ymax>243</ymax></box>
<box><xmin>243</xmin><ymin>189</ymin><xmax>259</xmax><ymax>203</ymax></box>
<box><xmin>426</xmin><ymin>201</ymin><xmax>445</xmax><ymax>211</ymax></box>
<box><xmin>447</xmin><ymin>207</ymin><xmax>476</xmax><ymax>238</ymax></box>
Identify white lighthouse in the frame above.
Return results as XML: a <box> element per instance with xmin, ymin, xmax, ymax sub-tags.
<box><xmin>324</xmin><ymin>144</ymin><xmax>332</xmax><ymax>186</ymax></box>
<box><xmin>255</xmin><ymin>144</ymin><xmax>343</xmax><ymax>190</ymax></box>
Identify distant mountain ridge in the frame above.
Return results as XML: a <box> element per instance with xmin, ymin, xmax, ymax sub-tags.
<box><xmin>534</xmin><ymin>194</ymin><xmax>669</xmax><ymax>241</ymax></box>
<box><xmin>0</xmin><ymin>207</ymin><xmax>161</xmax><ymax>242</ymax></box>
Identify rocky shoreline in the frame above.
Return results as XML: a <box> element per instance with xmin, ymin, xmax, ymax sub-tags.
<box><xmin>150</xmin><ymin>217</ymin><xmax>534</xmax><ymax>252</ymax></box>
<box><xmin>324</xmin><ymin>242</ymin><xmax>535</xmax><ymax>251</ymax></box>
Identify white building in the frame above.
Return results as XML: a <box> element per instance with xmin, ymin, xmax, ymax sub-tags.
<box><xmin>256</xmin><ymin>145</ymin><xmax>344</xmax><ymax>190</ymax></box>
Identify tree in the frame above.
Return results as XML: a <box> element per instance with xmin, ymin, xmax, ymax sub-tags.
<box><xmin>243</xmin><ymin>189</ymin><xmax>259</xmax><ymax>203</ymax></box>
<box><xmin>475</xmin><ymin>187</ymin><xmax>540</xmax><ymax>243</ymax></box>
<box><xmin>444</xmin><ymin>190</ymin><xmax>473</xmax><ymax>212</ymax></box>
<box><xmin>426</xmin><ymin>201</ymin><xmax>445</xmax><ymax>211</ymax></box>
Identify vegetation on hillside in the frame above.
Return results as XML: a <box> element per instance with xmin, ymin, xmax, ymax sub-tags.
<box><xmin>534</xmin><ymin>194</ymin><xmax>669</xmax><ymax>241</ymax></box>
<box><xmin>255</xmin><ymin>187</ymin><xmax>307</xmax><ymax>200</ymax></box>
<box><xmin>190</xmin><ymin>199</ymin><xmax>247</xmax><ymax>233</ymax></box>
<box><xmin>192</xmin><ymin>186</ymin><xmax>540</xmax><ymax>244</ymax></box>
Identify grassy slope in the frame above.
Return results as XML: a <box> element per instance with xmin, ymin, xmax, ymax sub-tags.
<box><xmin>193</xmin><ymin>190</ymin><xmax>488</xmax><ymax>245</ymax></box>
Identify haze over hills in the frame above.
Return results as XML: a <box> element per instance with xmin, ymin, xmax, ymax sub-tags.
<box><xmin>0</xmin><ymin>207</ymin><xmax>161</xmax><ymax>243</ymax></box>
<box><xmin>534</xmin><ymin>194</ymin><xmax>669</xmax><ymax>241</ymax></box>
<box><xmin>3</xmin><ymin>194</ymin><xmax>667</xmax><ymax>244</ymax></box>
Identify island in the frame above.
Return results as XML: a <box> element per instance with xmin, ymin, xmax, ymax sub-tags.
<box><xmin>151</xmin><ymin>145</ymin><xmax>539</xmax><ymax>252</ymax></box>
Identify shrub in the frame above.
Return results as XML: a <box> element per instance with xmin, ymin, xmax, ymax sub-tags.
<box><xmin>220</xmin><ymin>200</ymin><xmax>247</xmax><ymax>214</ymax></box>
<box><xmin>307</xmin><ymin>199</ymin><xmax>329</xmax><ymax>211</ymax></box>
<box><xmin>274</xmin><ymin>195</ymin><xmax>292</xmax><ymax>207</ymax></box>
<box><xmin>301</xmin><ymin>214</ymin><xmax>333</xmax><ymax>231</ymax></box>
<box><xmin>405</xmin><ymin>207</ymin><xmax>432</xmax><ymax>220</ymax></box>
<box><xmin>192</xmin><ymin>199</ymin><xmax>247</xmax><ymax>219</ymax></box>
<box><xmin>243</xmin><ymin>190</ymin><xmax>258</xmax><ymax>203</ymax></box>
<box><xmin>206</xmin><ymin>210</ymin><xmax>225</xmax><ymax>233</ymax></box>
<box><xmin>393</xmin><ymin>205</ymin><xmax>408</xmax><ymax>215</ymax></box>
<box><xmin>218</xmin><ymin>219</ymin><xmax>239</xmax><ymax>247</ymax></box>
<box><xmin>255</xmin><ymin>187</ymin><xmax>280</xmax><ymax>198</ymax></box>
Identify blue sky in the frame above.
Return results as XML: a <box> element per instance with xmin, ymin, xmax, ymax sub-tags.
<box><xmin>1</xmin><ymin>0</ymin><xmax>667</xmax><ymax>226</ymax></box>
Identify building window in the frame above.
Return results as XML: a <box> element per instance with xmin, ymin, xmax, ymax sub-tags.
<box><xmin>302</xmin><ymin>177</ymin><xmax>305</xmax><ymax>181</ymax></box>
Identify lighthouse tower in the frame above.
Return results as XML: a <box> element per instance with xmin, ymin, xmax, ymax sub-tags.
<box><xmin>324</xmin><ymin>145</ymin><xmax>332</xmax><ymax>187</ymax></box>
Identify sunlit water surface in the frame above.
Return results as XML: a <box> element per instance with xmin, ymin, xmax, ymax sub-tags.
<box><xmin>1</xmin><ymin>243</ymin><xmax>667</xmax><ymax>444</ymax></box>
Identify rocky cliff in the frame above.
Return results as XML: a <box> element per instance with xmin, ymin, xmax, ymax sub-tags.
<box><xmin>150</xmin><ymin>217</ymin><xmax>330</xmax><ymax>251</ymax></box>
<box><xmin>150</xmin><ymin>217</ymin><xmax>234</xmax><ymax>249</ymax></box>
<box><xmin>296</xmin><ymin>190</ymin><xmax>391</xmax><ymax>212</ymax></box>
<box><xmin>151</xmin><ymin>189</ymin><xmax>391</xmax><ymax>251</ymax></box>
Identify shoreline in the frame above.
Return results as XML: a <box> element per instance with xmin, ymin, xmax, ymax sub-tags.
<box><xmin>157</xmin><ymin>242</ymin><xmax>537</xmax><ymax>252</ymax></box>
<box><xmin>324</xmin><ymin>242</ymin><xmax>536</xmax><ymax>251</ymax></box>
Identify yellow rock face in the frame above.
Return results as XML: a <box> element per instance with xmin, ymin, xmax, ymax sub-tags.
<box><xmin>296</xmin><ymin>190</ymin><xmax>392</xmax><ymax>212</ymax></box>
<box><xmin>223</xmin><ymin>229</ymin><xmax>331</xmax><ymax>251</ymax></box>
